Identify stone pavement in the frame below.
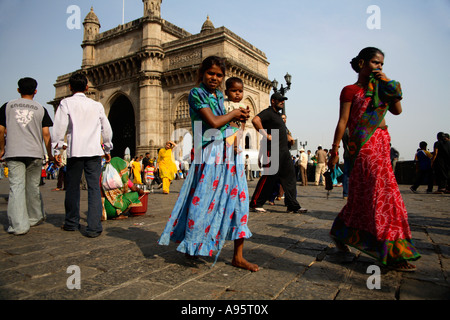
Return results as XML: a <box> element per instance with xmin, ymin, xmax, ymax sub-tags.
<box><xmin>0</xmin><ymin>177</ymin><xmax>449</xmax><ymax>302</ymax></box>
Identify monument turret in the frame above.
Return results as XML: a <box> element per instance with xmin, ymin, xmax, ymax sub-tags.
<box><xmin>82</xmin><ymin>7</ymin><xmax>100</xmax><ymax>69</ymax></box>
<box><xmin>143</xmin><ymin>0</ymin><xmax>162</xmax><ymax>18</ymax></box>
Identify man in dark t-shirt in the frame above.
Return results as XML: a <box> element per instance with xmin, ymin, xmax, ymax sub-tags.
<box><xmin>432</xmin><ymin>132</ymin><xmax>450</xmax><ymax>193</ymax></box>
<box><xmin>249</xmin><ymin>92</ymin><xmax>306</xmax><ymax>213</ymax></box>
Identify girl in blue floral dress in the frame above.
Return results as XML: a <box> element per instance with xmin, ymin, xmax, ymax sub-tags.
<box><xmin>158</xmin><ymin>56</ymin><xmax>259</xmax><ymax>272</ymax></box>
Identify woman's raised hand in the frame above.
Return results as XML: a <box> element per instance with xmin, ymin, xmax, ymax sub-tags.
<box><xmin>372</xmin><ymin>69</ymin><xmax>390</xmax><ymax>82</ymax></box>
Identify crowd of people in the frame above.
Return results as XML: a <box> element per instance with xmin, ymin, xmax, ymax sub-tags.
<box><xmin>410</xmin><ymin>133</ymin><xmax>450</xmax><ymax>194</ymax></box>
<box><xmin>125</xmin><ymin>149</ymin><xmax>188</xmax><ymax>194</ymax></box>
<box><xmin>2</xmin><ymin>48</ymin><xmax>449</xmax><ymax>273</ymax></box>
<box><xmin>292</xmin><ymin>145</ymin><xmax>345</xmax><ymax>188</ymax></box>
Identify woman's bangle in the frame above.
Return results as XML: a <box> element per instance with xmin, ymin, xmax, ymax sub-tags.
<box><xmin>332</xmin><ymin>143</ymin><xmax>340</xmax><ymax>148</ymax></box>
<box><xmin>331</xmin><ymin>151</ymin><xmax>338</xmax><ymax>157</ymax></box>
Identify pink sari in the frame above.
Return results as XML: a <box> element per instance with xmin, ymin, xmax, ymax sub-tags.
<box><xmin>330</xmin><ymin>87</ymin><xmax>420</xmax><ymax>265</ymax></box>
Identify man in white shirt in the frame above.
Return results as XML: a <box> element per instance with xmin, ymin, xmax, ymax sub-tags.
<box><xmin>299</xmin><ymin>148</ymin><xmax>308</xmax><ymax>186</ymax></box>
<box><xmin>53</xmin><ymin>73</ymin><xmax>113</xmax><ymax>238</ymax></box>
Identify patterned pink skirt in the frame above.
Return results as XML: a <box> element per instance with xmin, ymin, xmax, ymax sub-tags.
<box><xmin>330</xmin><ymin>127</ymin><xmax>420</xmax><ymax>265</ymax></box>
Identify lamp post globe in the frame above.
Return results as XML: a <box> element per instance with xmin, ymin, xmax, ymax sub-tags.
<box><xmin>271</xmin><ymin>73</ymin><xmax>292</xmax><ymax>115</ymax></box>
<box><xmin>284</xmin><ymin>73</ymin><xmax>292</xmax><ymax>87</ymax></box>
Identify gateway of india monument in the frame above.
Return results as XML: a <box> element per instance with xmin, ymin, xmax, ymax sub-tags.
<box><xmin>49</xmin><ymin>0</ymin><xmax>272</xmax><ymax>160</ymax></box>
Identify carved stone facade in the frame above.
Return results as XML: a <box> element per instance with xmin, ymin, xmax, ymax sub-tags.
<box><xmin>49</xmin><ymin>1</ymin><xmax>271</xmax><ymax>159</ymax></box>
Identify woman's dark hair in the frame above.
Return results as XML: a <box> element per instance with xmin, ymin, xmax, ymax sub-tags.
<box><xmin>196</xmin><ymin>56</ymin><xmax>227</xmax><ymax>84</ymax></box>
<box><xmin>18</xmin><ymin>77</ymin><xmax>38</xmax><ymax>95</ymax></box>
<box><xmin>350</xmin><ymin>47</ymin><xmax>384</xmax><ymax>73</ymax></box>
<box><xmin>69</xmin><ymin>73</ymin><xmax>88</xmax><ymax>92</ymax></box>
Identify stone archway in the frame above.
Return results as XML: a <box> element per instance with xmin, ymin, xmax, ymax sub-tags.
<box><xmin>108</xmin><ymin>95</ymin><xmax>136</xmax><ymax>158</ymax></box>
<box><xmin>172</xmin><ymin>94</ymin><xmax>193</xmax><ymax>161</ymax></box>
<box><xmin>243</xmin><ymin>97</ymin><xmax>258</xmax><ymax>151</ymax></box>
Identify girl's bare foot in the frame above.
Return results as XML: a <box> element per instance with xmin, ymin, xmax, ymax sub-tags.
<box><xmin>232</xmin><ymin>258</ymin><xmax>259</xmax><ymax>272</ymax></box>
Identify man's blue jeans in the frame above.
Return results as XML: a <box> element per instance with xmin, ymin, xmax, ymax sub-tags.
<box><xmin>6</xmin><ymin>158</ymin><xmax>45</xmax><ymax>235</ymax></box>
<box><xmin>64</xmin><ymin>156</ymin><xmax>103</xmax><ymax>235</ymax></box>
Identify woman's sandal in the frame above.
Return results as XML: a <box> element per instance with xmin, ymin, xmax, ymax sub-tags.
<box><xmin>330</xmin><ymin>235</ymin><xmax>350</xmax><ymax>252</ymax></box>
<box><xmin>389</xmin><ymin>261</ymin><xmax>416</xmax><ymax>272</ymax></box>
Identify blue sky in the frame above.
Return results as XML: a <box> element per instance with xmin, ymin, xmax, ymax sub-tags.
<box><xmin>0</xmin><ymin>0</ymin><xmax>449</xmax><ymax>160</ymax></box>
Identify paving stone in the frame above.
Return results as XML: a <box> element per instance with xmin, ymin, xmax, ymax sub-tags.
<box><xmin>399</xmin><ymin>279</ymin><xmax>450</xmax><ymax>300</ymax></box>
<box><xmin>0</xmin><ymin>178</ymin><xmax>448</xmax><ymax>301</ymax></box>
<box><xmin>97</xmin><ymin>280</ymin><xmax>172</xmax><ymax>300</ymax></box>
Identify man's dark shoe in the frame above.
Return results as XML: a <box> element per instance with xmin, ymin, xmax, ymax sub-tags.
<box><xmin>85</xmin><ymin>231</ymin><xmax>102</xmax><ymax>238</ymax></box>
<box><xmin>287</xmin><ymin>208</ymin><xmax>307</xmax><ymax>214</ymax></box>
<box><xmin>61</xmin><ymin>224</ymin><xmax>80</xmax><ymax>231</ymax></box>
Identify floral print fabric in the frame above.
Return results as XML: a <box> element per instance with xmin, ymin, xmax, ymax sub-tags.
<box><xmin>158</xmin><ymin>84</ymin><xmax>251</xmax><ymax>258</ymax></box>
<box><xmin>158</xmin><ymin>137</ymin><xmax>251</xmax><ymax>258</ymax></box>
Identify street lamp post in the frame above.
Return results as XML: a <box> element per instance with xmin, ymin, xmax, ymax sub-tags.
<box><xmin>271</xmin><ymin>72</ymin><xmax>292</xmax><ymax>116</ymax></box>
<box><xmin>300</xmin><ymin>141</ymin><xmax>307</xmax><ymax>150</ymax></box>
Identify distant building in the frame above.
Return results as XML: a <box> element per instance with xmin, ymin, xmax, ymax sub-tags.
<box><xmin>49</xmin><ymin>0</ymin><xmax>271</xmax><ymax>159</ymax></box>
